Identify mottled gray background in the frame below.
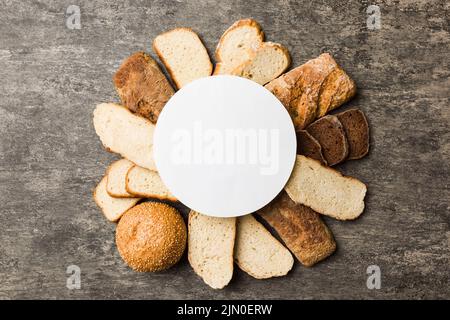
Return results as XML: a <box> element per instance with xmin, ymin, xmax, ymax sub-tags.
<box><xmin>0</xmin><ymin>0</ymin><xmax>448</xmax><ymax>300</ymax></box>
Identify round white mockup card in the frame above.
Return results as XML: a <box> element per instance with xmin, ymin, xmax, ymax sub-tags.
<box><xmin>153</xmin><ymin>75</ymin><xmax>296</xmax><ymax>217</ymax></box>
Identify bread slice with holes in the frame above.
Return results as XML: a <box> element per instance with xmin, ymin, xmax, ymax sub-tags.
<box><xmin>94</xmin><ymin>175</ymin><xmax>140</xmax><ymax>222</ymax></box>
<box><xmin>336</xmin><ymin>109</ymin><xmax>370</xmax><ymax>160</ymax></box>
<box><xmin>214</xmin><ymin>19</ymin><xmax>264</xmax><ymax>75</ymax></box>
<box><xmin>232</xmin><ymin>42</ymin><xmax>290</xmax><ymax>85</ymax></box>
<box><xmin>257</xmin><ymin>192</ymin><xmax>336</xmax><ymax>267</ymax></box>
<box><xmin>296</xmin><ymin>130</ymin><xmax>327</xmax><ymax>165</ymax></box>
<box><xmin>188</xmin><ymin>211</ymin><xmax>236</xmax><ymax>289</ymax></box>
<box><xmin>106</xmin><ymin>159</ymin><xmax>135</xmax><ymax>198</ymax></box>
<box><xmin>125</xmin><ymin>165</ymin><xmax>176</xmax><ymax>201</ymax></box>
<box><xmin>285</xmin><ymin>155</ymin><xmax>367</xmax><ymax>220</ymax></box>
<box><xmin>93</xmin><ymin>103</ymin><xmax>156</xmax><ymax>171</ymax></box>
<box><xmin>306</xmin><ymin>115</ymin><xmax>349</xmax><ymax>166</ymax></box>
<box><xmin>234</xmin><ymin>214</ymin><xmax>293</xmax><ymax>279</ymax></box>
<box><xmin>113</xmin><ymin>51</ymin><xmax>174</xmax><ymax>123</ymax></box>
<box><xmin>153</xmin><ymin>28</ymin><xmax>212</xmax><ymax>88</ymax></box>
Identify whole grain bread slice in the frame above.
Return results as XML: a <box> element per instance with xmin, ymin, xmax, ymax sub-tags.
<box><xmin>113</xmin><ymin>52</ymin><xmax>174</xmax><ymax>123</ymax></box>
<box><xmin>125</xmin><ymin>165</ymin><xmax>177</xmax><ymax>201</ymax></box>
<box><xmin>234</xmin><ymin>214</ymin><xmax>293</xmax><ymax>279</ymax></box>
<box><xmin>285</xmin><ymin>155</ymin><xmax>367</xmax><ymax>220</ymax></box>
<box><xmin>214</xmin><ymin>19</ymin><xmax>264</xmax><ymax>75</ymax></box>
<box><xmin>231</xmin><ymin>42</ymin><xmax>291</xmax><ymax>85</ymax></box>
<box><xmin>188</xmin><ymin>211</ymin><xmax>236</xmax><ymax>289</ymax></box>
<box><xmin>306</xmin><ymin>115</ymin><xmax>349</xmax><ymax>166</ymax></box>
<box><xmin>93</xmin><ymin>103</ymin><xmax>156</xmax><ymax>171</ymax></box>
<box><xmin>94</xmin><ymin>175</ymin><xmax>140</xmax><ymax>222</ymax></box>
<box><xmin>296</xmin><ymin>130</ymin><xmax>327</xmax><ymax>165</ymax></box>
<box><xmin>336</xmin><ymin>109</ymin><xmax>370</xmax><ymax>160</ymax></box>
<box><xmin>106</xmin><ymin>159</ymin><xmax>135</xmax><ymax>198</ymax></box>
<box><xmin>153</xmin><ymin>28</ymin><xmax>212</xmax><ymax>89</ymax></box>
<box><xmin>257</xmin><ymin>192</ymin><xmax>336</xmax><ymax>267</ymax></box>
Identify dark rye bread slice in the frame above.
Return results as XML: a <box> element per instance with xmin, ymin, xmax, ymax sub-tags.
<box><xmin>306</xmin><ymin>115</ymin><xmax>348</xmax><ymax>166</ymax></box>
<box><xmin>257</xmin><ymin>192</ymin><xmax>336</xmax><ymax>267</ymax></box>
<box><xmin>296</xmin><ymin>130</ymin><xmax>327</xmax><ymax>165</ymax></box>
<box><xmin>336</xmin><ymin>109</ymin><xmax>370</xmax><ymax>160</ymax></box>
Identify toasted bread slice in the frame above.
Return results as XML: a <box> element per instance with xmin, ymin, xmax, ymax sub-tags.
<box><xmin>285</xmin><ymin>155</ymin><xmax>367</xmax><ymax>220</ymax></box>
<box><xmin>188</xmin><ymin>211</ymin><xmax>235</xmax><ymax>289</ymax></box>
<box><xmin>93</xmin><ymin>103</ymin><xmax>156</xmax><ymax>171</ymax></box>
<box><xmin>234</xmin><ymin>214</ymin><xmax>293</xmax><ymax>279</ymax></box>
<box><xmin>94</xmin><ymin>175</ymin><xmax>140</xmax><ymax>222</ymax></box>
<box><xmin>232</xmin><ymin>42</ymin><xmax>291</xmax><ymax>85</ymax></box>
<box><xmin>125</xmin><ymin>165</ymin><xmax>176</xmax><ymax>201</ymax></box>
<box><xmin>153</xmin><ymin>28</ymin><xmax>212</xmax><ymax>88</ymax></box>
<box><xmin>214</xmin><ymin>19</ymin><xmax>264</xmax><ymax>75</ymax></box>
<box><xmin>106</xmin><ymin>159</ymin><xmax>135</xmax><ymax>198</ymax></box>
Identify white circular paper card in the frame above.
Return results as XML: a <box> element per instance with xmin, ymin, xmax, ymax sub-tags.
<box><xmin>153</xmin><ymin>75</ymin><xmax>296</xmax><ymax>217</ymax></box>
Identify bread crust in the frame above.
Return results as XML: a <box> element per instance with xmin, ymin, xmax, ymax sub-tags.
<box><xmin>124</xmin><ymin>165</ymin><xmax>177</xmax><ymax>201</ymax></box>
<box><xmin>257</xmin><ymin>192</ymin><xmax>336</xmax><ymax>267</ymax></box>
<box><xmin>153</xmin><ymin>27</ymin><xmax>213</xmax><ymax>89</ymax></box>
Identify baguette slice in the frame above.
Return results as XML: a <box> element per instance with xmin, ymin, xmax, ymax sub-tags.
<box><xmin>188</xmin><ymin>211</ymin><xmax>236</xmax><ymax>289</ymax></box>
<box><xmin>93</xmin><ymin>103</ymin><xmax>156</xmax><ymax>171</ymax></box>
<box><xmin>113</xmin><ymin>52</ymin><xmax>174</xmax><ymax>123</ymax></box>
<box><xmin>94</xmin><ymin>175</ymin><xmax>140</xmax><ymax>222</ymax></box>
<box><xmin>106</xmin><ymin>159</ymin><xmax>135</xmax><ymax>198</ymax></box>
<box><xmin>336</xmin><ymin>109</ymin><xmax>370</xmax><ymax>160</ymax></box>
<box><xmin>234</xmin><ymin>214</ymin><xmax>293</xmax><ymax>279</ymax></box>
<box><xmin>126</xmin><ymin>165</ymin><xmax>177</xmax><ymax>201</ymax></box>
<box><xmin>214</xmin><ymin>19</ymin><xmax>264</xmax><ymax>75</ymax></box>
<box><xmin>285</xmin><ymin>155</ymin><xmax>367</xmax><ymax>220</ymax></box>
<box><xmin>296</xmin><ymin>130</ymin><xmax>327</xmax><ymax>165</ymax></box>
<box><xmin>306</xmin><ymin>115</ymin><xmax>349</xmax><ymax>166</ymax></box>
<box><xmin>257</xmin><ymin>192</ymin><xmax>336</xmax><ymax>267</ymax></box>
<box><xmin>232</xmin><ymin>42</ymin><xmax>291</xmax><ymax>85</ymax></box>
<box><xmin>153</xmin><ymin>28</ymin><xmax>212</xmax><ymax>89</ymax></box>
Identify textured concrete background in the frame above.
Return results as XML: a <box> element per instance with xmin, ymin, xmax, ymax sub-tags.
<box><xmin>0</xmin><ymin>0</ymin><xmax>449</xmax><ymax>299</ymax></box>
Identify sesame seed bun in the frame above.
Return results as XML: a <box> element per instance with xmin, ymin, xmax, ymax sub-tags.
<box><xmin>116</xmin><ymin>202</ymin><xmax>186</xmax><ymax>272</ymax></box>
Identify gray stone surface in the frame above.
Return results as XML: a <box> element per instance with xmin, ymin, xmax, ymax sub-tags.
<box><xmin>0</xmin><ymin>0</ymin><xmax>449</xmax><ymax>299</ymax></box>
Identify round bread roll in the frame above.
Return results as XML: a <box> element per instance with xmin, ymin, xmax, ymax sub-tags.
<box><xmin>116</xmin><ymin>202</ymin><xmax>186</xmax><ymax>272</ymax></box>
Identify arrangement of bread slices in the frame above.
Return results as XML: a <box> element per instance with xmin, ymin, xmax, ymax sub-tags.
<box><xmin>92</xmin><ymin>19</ymin><xmax>370</xmax><ymax>289</ymax></box>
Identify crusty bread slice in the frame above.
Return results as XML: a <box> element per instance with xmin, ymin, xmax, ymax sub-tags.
<box><xmin>93</xmin><ymin>103</ymin><xmax>156</xmax><ymax>171</ymax></box>
<box><xmin>296</xmin><ymin>130</ymin><xmax>327</xmax><ymax>165</ymax></box>
<box><xmin>285</xmin><ymin>155</ymin><xmax>367</xmax><ymax>220</ymax></box>
<box><xmin>232</xmin><ymin>42</ymin><xmax>291</xmax><ymax>85</ymax></box>
<box><xmin>188</xmin><ymin>211</ymin><xmax>236</xmax><ymax>289</ymax></box>
<box><xmin>106</xmin><ymin>159</ymin><xmax>135</xmax><ymax>198</ymax></box>
<box><xmin>93</xmin><ymin>175</ymin><xmax>140</xmax><ymax>222</ymax></box>
<box><xmin>125</xmin><ymin>165</ymin><xmax>177</xmax><ymax>201</ymax></box>
<box><xmin>257</xmin><ymin>192</ymin><xmax>336</xmax><ymax>267</ymax></box>
<box><xmin>214</xmin><ymin>19</ymin><xmax>264</xmax><ymax>75</ymax></box>
<box><xmin>336</xmin><ymin>109</ymin><xmax>370</xmax><ymax>160</ymax></box>
<box><xmin>153</xmin><ymin>28</ymin><xmax>212</xmax><ymax>88</ymax></box>
<box><xmin>113</xmin><ymin>52</ymin><xmax>174</xmax><ymax>123</ymax></box>
<box><xmin>234</xmin><ymin>214</ymin><xmax>293</xmax><ymax>279</ymax></box>
<box><xmin>306</xmin><ymin>115</ymin><xmax>349</xmax><ymax>166</ymax></box>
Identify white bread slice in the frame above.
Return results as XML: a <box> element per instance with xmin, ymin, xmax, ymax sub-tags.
<box><xmin>93</xmin><ymin>175</ymin><xmax>140</xmax><ymax>222</ymax></box>
<box><xmin>125</xmin><ymin>165</ymin><xmax>177</xmax><ymax>201</ymax></box>
<box><xmin>285</xmin><ymin>155</ymin><xmax>367</xmax><ymax>220</ymax></box>
<box><xmin>188</xmin><ymin>211</ymin><xmax>236</xmax><ymax>289</ymax></box>
<box><xmin>106</xmin><ymin>159</ymin><xmax>135</xmax><ymax>198</ymax></box>
<box><xmin>153</xmin><ymin>28</ymin><xmax>212</xmax><ymax>88</ymax></box>
<box><xmin>214</xmin><ymin>19</ymin><xmax>264</xmax><ymax>75</ymax></box>
<box><xmin>232</xmin><ymin>42</ymin><xmax>291</xmax><ymax>85</ymax></box>
<box><xmin>93</xmin><ymin>103</ymin><xmax>156</xmax><ymax>171</ymax></box>
<box><xmin>234</xmin><ymin>214</ymin><xmax>294</xmax><ymax>279</ymax></box>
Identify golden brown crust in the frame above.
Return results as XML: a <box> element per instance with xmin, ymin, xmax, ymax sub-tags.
<box><xmin>116</xmin><ymin>202</ymin><xmax>186</xmax><ymax>272</ymax></box>
<box><xmin>153</xmin><ymin>28</ymin><xmax>213</xmax><ymax>89</ymax></box>
<box><xmin>113</xmin><ymin>52</ymin><xmax>174</xmax><ymax>123</ymax></box>
<box><xmin>124</xmin><ymin>165</ymin><xmax>178</xmax><ymax>201</ymax></box>
<box><xmin>214</xmin><ymin>18</ymin><xmax>264</xmax><ymax>62</ymax></box>
<box><xmin>257</xmin><ymin>192</ymin><xmax>336</xmax><ymax>267</ymax></box>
